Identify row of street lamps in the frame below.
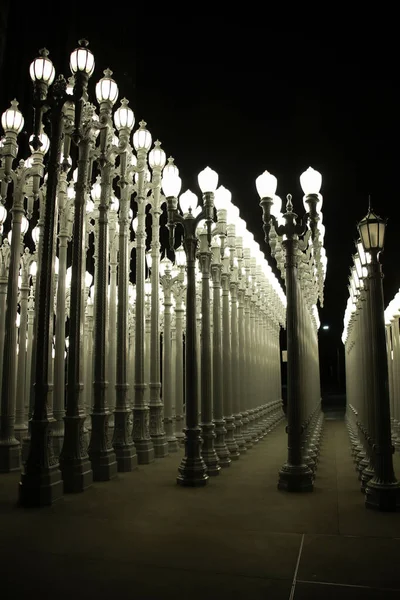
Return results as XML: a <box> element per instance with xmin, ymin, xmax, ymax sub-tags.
<box><xmin>0</xmin><ymin>40</ymin><xmax>289</xmax><ymax>504</ymax></box>
<box><xmin>343</xmin><ymin>205</ymin><xmax>400</xmax><ymax>511</ymax></box>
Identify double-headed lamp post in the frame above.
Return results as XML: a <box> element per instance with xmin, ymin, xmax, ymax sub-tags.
<box><xmin>257</xmin><ymin>166</ymin><xmax>322</xmax><ymax>493</ymax></box>
<box><xmin>357</xmin><ymin>206</ymin><xmax>400</xmax><ymax>511</ymax></box>
<box><xmin>162</xmin><ymin>164</ymin><xmax>218</xmax><ymax>487</ymax></box>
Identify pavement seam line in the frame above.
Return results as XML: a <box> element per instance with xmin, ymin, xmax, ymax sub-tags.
<box><xmin>297</xmin><ymin>579</ymin><xmax>400</xmax><ymax>592</ymax></box>
<box><xmin>288</xmin><ymin>533</ymin><xmax>304</xmax><ymax>600</ymax></box>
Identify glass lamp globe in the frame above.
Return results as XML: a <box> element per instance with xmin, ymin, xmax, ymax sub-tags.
<box><xmin>1</xmin><ymin>99</ymin><xmax>24</xmax><ymax>134</ymax></box>
<box><xmin>163</xmin><ymin>156</ymin><xmax>179</xmax><ymax>178</ymax></box>
<box><xmin>149</xmin><ymin>140</ymin><xmax>166</xmax><ymax>169</ymax></box>
<box><xmin>300</xmin><ymin>167</ymin><xmax>322</xmax><ymax>195</ymax></box>
<box><xmin>114</xmin><ymin>98</ymin><xmax>134</xmax><ymax>131</ymax></box>
<box><xmin>110</xmin><ymin>196</ymin><xmax>119</xmax><ymax>212</ymax></box>
<box><xmin>133</xmin><ymin>120</ymin><xmax>152</xmax><ymax>152</ymax></box>
<box><xmin>162</xmin><ymin>172</ymin><xmax>182</xmax><ymax>198</ymax></box>
<box><xmin>159</xmin><ymin>256</ymin><xmax>171</xmax><ymax>277</ymax></box>
<box><xmin>95</xmin><ymin>68</ymin><xmax>119</xmax><ymax>105</ymax></box>
<box><xmin>0</xmin><ymin>204</ymin><xmax>7</xmax><ymax>226</ymax></box>
<box><xmin>30</xmin><ymin>261</ymin><xmax>37</xmax><ymax>277</ymax></box>
<box><xmin>29</xmin><ymin>48</ymin><xmax>55</xmax><ymax>86</ymax></box>
<box><xmin>198</xmin><ymin>166</ymin><xmax>218</xmax><ymax>194</ymax></box>
<box><xmin>214</xmin><ymin>185</ymin><xmax>232</xmax><ymax>211</ymax></box>
<box><xmin>175</xmin><ymin>245</ymin><xmax>186</xmax><ymax>267</ymax></box>
<box><xmin>85</xmin><ymin>271</ymin><xmax>93</xmax><ymax>287</ymax></box>
<box><xmin>358</xmin><ymin>207</ymin><xmax>386</xmax><ymax>252</ymax></box>
<box><xmin>255</xmin><ymin>170</ymin><xmax>277</xmax><ymax>198</ymax></box>
<box><xmin>69</xmin><ymin>39</ymin><xmax>95</xmax><ymax>77</ymax></box>
<box><xmin>29</xmin><ymin>131</ymin><xmax>50</xmax><ymax>154</ymax></box>
<box><xmin>91</xmin><ymin>178</ymin><xmax>101</xmax><ymax>203</ymax></box>
<box><xmin>179</xmin><ymin>190</ymin><xmax>198</xmax><ymax>215</ymax></box>
<box><xmin>145</xmin><ymin>250</ymin><xmax>152</xmax><ymax>271</ymax></box>
<box><xmin>21</xmin><ymin>215</ymin><xmax>29</xmax><ymax>235</ymax></box>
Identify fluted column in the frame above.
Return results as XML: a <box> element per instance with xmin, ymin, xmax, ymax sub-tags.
<box><xmin>89</xmin><ymin>157</ymin><xmax>118</xmax><ymax>480</ymax></box>
<box><xmin>14</xmin><ymin>250</ymin><xmax>32</xmax><ymax>440</ymax></box>
<box><xmin>0</xmin><ymin>180</ymin><xmax>26</xmax><ymax>471</ymax></box>
<box><xmin>60</xmin><ymin>132</ymin><xmax>94</xmax><ymax>492</ymax></box>
<box><xmin>221</xmin><ymin>257</ymin><xmax>239</xmax><ymax>459</ymax></box>
<box><xmin>107</xmin><ymin>205</ymin><xmax>118</xmax><ymax>427</ymax></box>
<box><xmin>112</xmin><ymin>165</ymin><xmax>137</xmax><ymax>471</ymax></box>
<box><xmin>230</xmin><ymin>267</ymin><xmax>246</xmax><ymax>451</ymax></box>
<box><xmin>132</xmin><ymin>148</ymin><xmax>154</xmax><ymax>464</ymax></box>
<box><xmin>148</xmin><ymin>169</ymin><xmax>168</xmax><ymax>457</ymax></box>
<box><xmin>161</xmin><ymin>268</ymin><xmax>179</xmax><ymax>452</ymax></box>
<box><xmin>243</xmin><ymin>282</ymin><xmax>253</xmax><ymax>448</ymax></box>
<box><xmin>198</xmin><ymin>230</ymin><xmax>220</xmax><ymax>475</ymax></box>
<box><xmin>277</xmin><ymin>236</ymin><xmax>313</xmax><ymax>492</ymax></box>
<box><xmin>52</xmin><ymin>179</ymin><xmax>72</xmax><ymax>456</ymax></box>
<box><xmin>173</xmin><ymin>287</ymin><xmax>185</xmax><ymax>444</ymax></box>
<box><xmin>211</xmin><ymin>244</ymin><xmax>230</xmax><ymax>466</ymax></box>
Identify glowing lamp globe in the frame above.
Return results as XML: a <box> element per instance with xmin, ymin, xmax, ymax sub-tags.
<box><xmin>300</xmin><ymin>167</ymin><xmax>322</xmax><ymax>195</ymax></box>
<box><xmin>1</xmin><ymin>99</ymin><xmax>24</xmax><ymax>134</ymax></box>
<box><xmin>70</xmin><ymin>39</ymin><xmax>95</xmax><ymax>77</ymax></box>
<box><xmin>149</xmin><ymin>140</ymin><xmax>166</xmax><ymax>169</ymax></box>
<box><xmin>95</xmin><ymin>68</ymin><xmax>118</xmax><ymax>105</ymax></box>
<box><xmin>179</xmin><ymin>190</ymin><xmax>198</xmax><ymax>215</ymax></box>
<box><xmin>161</xmin><ymin>172</ymin><xmax>182</xmax><ymax>198</ymax></box>
<box><xmin>133</xmin><ymin>120</ymin><xmax>152</xmax><ymax>152</ymax></box>
<box><xmin>214</xmin><ymin>185</ymin><xmax>232</xmax><ymax>211</ymax></box>
<box><xmin>114</xmin><ymin>98</ymin><xmax>135</xmax><ymax>131</ymax></box>
<box><xmin>198</xmin><ymin>167</ymin><xmax>218</xmax><ymax>194</ymax></box>
<box><xmin>255</xmin><ymin>170</ymin><xmax>277</xmax><ymax>199</ymax></box>
<box><xmin>29</xmin><ymin>48</ymin><xmax>55</xmax><ymax>86</ymax></box>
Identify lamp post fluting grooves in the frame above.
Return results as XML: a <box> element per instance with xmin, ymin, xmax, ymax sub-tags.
<box><xmin>365</xmin><ymin>248</ymin><xmax>400</xmax><ymax>510</ymax></box>
<box><xmin>132</xmin><ymin>122</ymin><xmax>155</xmax><ymax>464</ymax></box>
<box><xmin>148</xmin><ymin>142</ymin><xmax>168</xmax><ymax>457</ymax></box>
<box><xmin>113</xmin><ymin>144</ymin><xmax>137</xmax><ymax>471</ymax></box>
<box><xmin>211</xmin><ymin>244</ymin><xmax>231</xmax><ymax>466</ymax></box>
<box><xmin>19</xmin><ymin>72</ymin><xmax>66</xmax><ymax>505</ymax></box>
<box><xmin>199</xmin><ymin>228</ymin><xmax>220</xmax><ymax>475</ymax></box>
<box><xmin>222</xmin><ymin>256</ymin><xmax>240</xmax><ymax>459</ymax></box>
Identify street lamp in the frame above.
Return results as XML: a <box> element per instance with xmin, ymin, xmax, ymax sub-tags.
<box><xmin>257</xmin><ymin>166</ymin><xmax>324</xmax><ymax>492</ymax></box>
<box><xmin>357</xmin><ymin>205</ymin><xmax>400</xmax><ymax>511</ymax></box>
<box><xmin>162</xmin><ymin>164</ymin><xmax>218</xmax><ymax>486</ymax></box>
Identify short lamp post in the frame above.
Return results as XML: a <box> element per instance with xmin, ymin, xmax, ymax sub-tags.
<box><xmin>358</xmin><ymin>205</ymin><xmax>400</xmax><ymax>511</ymax></box>
<box><xmin>257</xmin><ymin>167</ymin><xmax>322</xmax><ymax>492</ymax></box>
<box><xmin>162</xmin><ymin>163</ymin><xmax>218</xmax><ymax>487</ymax></box>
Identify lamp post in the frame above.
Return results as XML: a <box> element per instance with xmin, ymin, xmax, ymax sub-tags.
<box><xmin>162</xmin><ymin>164</ymin><xmax>218</xmax><ymax>486</ymax></box>
<box><xmin>147</xmin><ymin>140</ymin><xmax>168</xmax><ymax>458</ymax></box>
<box><xmin>357</xmin><ymin>205</ymin><xmax>400</xmax><ymax>511</ymax></box>
<box><xmin>131</xmin><ymin>120</ymin><xmax>155</xmax><ymax>464</ymax></box>
<box><xmin>19</xmin><ymin>45</ymin><xmax>70</xmax><ymax>504</ymax></box>
<box><xmin>257</xmin><ymin>167</ymin><xmax>323</xmax><ymax>492</ymax></box>
<box><xmin>59</xmin><ymin>41</ymin><xmax>98</xmax><ymax>494</ymax></box>
<box><xmin>112</xmin><ymin>98</ymin><xmax>137</xmax><ymax>471</ymax></box>
<box><xmin>159</xmin><ymin>255</ymin><xmax>183</xmax><ymax>452</ymax></box>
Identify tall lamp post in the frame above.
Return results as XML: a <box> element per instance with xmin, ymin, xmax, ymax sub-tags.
<box><xmin>162</xmin><ymin>164</ymin><xmax>218</xmax><ymax>487</ymax></box>
<box><xmin>357</xmin><ymin>205</ymin><xmax>400</xmax><ymax>511</ymax></box>
<box><xmin>257</xmin><ymin>167</ymin><xmax>323</xmax><ymax>492</ymax></box>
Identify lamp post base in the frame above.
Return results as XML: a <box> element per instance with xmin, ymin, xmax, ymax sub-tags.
<box><xmin>277</xmin><ymin>463</ymin><xmax>314</xmax><ymax>493</ymax></box>
<box><xmin>201</xmin><ymin>422</ymin><xmax>220</xmax><ymax>476</ymax></box>
<box><xmin>19</xmin><ymin>466</ymin><xmax>64</xmax><ymax>507</ymax></box>
<box><xmin>177</xmin><ymin>456</ymin><xmax>209</xmax><ymax>487</ymax></box>
<box><xmin>152</xmin><ymin>435</ymin><xmax>169</xmax><ymax>458</ymax></box>
<box><xmin>0</xmin><ymin>440</ymin><xmax>21</xmax><ymax>472</ymax></box>
<box><xmin>177</xmin><ymin>427</ymin><xmax>209</xmax><ymax>486</ymax></box>
<box><xmin>365</xmin><ymin>479</ymin><xmax>400</xmax><ymax>511</ymax></box>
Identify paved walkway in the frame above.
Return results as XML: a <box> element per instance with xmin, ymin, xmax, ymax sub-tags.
<box><xmin>1</xmin><ymin>411</ymin><xmax>400</xmax><ymax>599</ymax></box>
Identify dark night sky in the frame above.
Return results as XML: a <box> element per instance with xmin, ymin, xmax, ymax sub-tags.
<box><xmin>1</xmin><ymin>7</ymin><xmax>398</xmax><ymax>390</ymax></box>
